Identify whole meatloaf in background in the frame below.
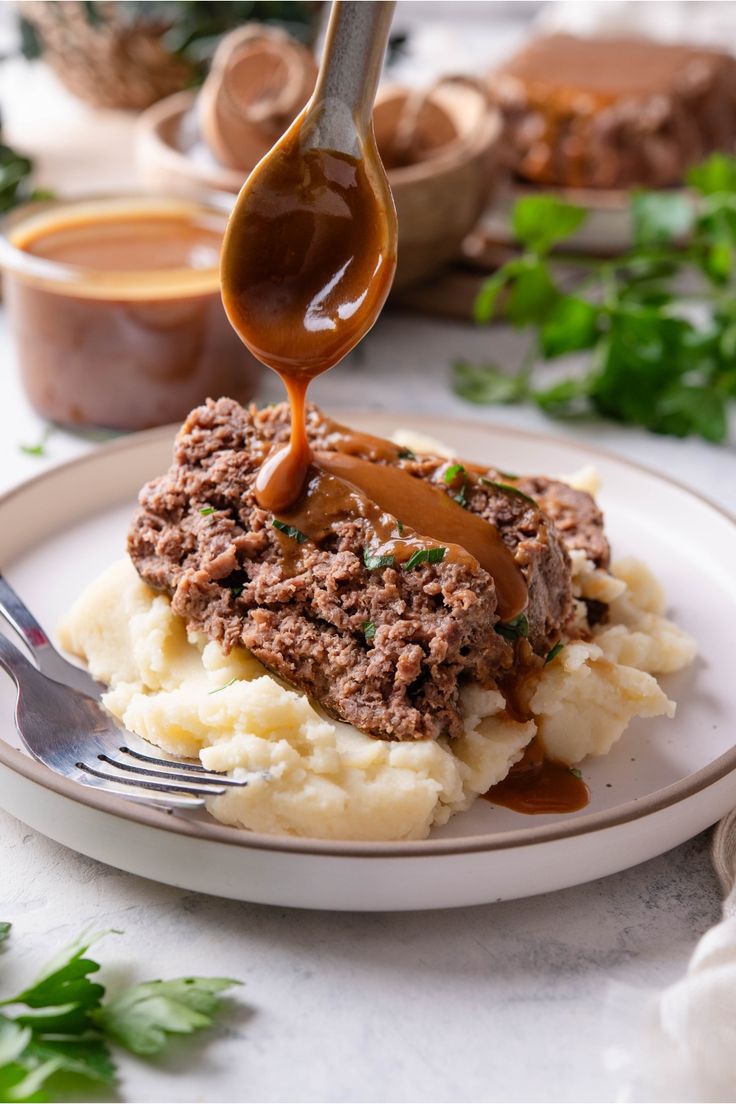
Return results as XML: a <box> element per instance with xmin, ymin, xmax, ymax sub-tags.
<box><xmin>488</xmin><ymin>33</ymin><xmax>736</xmax><ymax>189</ymax></box>
<box><xmin>128</xmin><ymin>399</ymin><xmax>608</xmax><ymax>741</ymax></box>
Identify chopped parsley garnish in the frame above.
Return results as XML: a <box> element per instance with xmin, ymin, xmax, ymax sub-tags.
<box><xmin>453</xmin><ymin>483</ymin><xmax>468</xmax><ymax>507</ymax></box>
<box><xmin>443</xmin><ymin>463</ymin><xmax>466</xmax><ymax>484</ymax></box>
<box><xmin>397</xmin><ymin>446</ymin><xmax>416</xmax><ymax>460</ymax></box>
<box><xmin>396</xmin><ymin>519</ymin><xmax>404</xmax><ymax>535</ymax></box>
<box><xmin>569</xmin><ymin>766</ymin><xmax>583</xmax><ymax>779</ymax></box>
<box><xmin>363</xmin><ymin>620</ymin><xmax>376</xmax><ymax>641</ymax></box>
<box><xmin>228</xmin><ymin>584</ymin><xmax>244</xmax><ymax>599</ymax></box>
<box><xmin>208</xmin><ymin>677</ymin><xmax>237</xmax><ymax>695</ymax></box>
<box><xmin>443</xmin><ymin>463</ymin><xmax>469</xmax><ymax>507</ymax></box>
<box><xmin>199</xmin><ymin>506</ymin><xmax>216</xmax><ymax>516</ymax></box>
<box><xmin>19</xmin><ymin>426</ymin><xmax>52</xmax><ymax>458</ymax></box>
<box><xmin>545</xmin><ymin>641</ymin><xmax>564</xmax><ymax>664</ymax></box>
<box><xmin>363</xmin><ymin>548</ymin><xmax>396</xmax><ymax>570</ymax></box>
<box><xmin>496</xmin><ymin>612</ymin><xmax>530</xmax><ymax>641</ymax></box>
<box><xmin>404</xmin><ymin>546</ymin><xmax>447</xmax><ymax>571</ymax></box>
<box><xmin>498</xmin><ymin>469</ymin><xmax>519</xmax><ymax>480</ymax></box>
<box><xmin>272</xmin><ymin>519</ymin><xmax>307</xmax><ymax>543</ymax></box>
<box><xmin>481</xmin><ymin>477</ymin><xmax>538</xmax><ymax>507</ymax></box>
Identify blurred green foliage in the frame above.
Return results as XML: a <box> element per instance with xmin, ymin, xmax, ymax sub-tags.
<box><xmin>454</xmin><ymin>153</ymin><xmax>736</xmax><ymax>443</ymax></box>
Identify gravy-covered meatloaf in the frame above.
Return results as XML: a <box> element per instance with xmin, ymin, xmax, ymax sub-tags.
<box><xmin>128</xmin><ymin>399</ymin><xmax>607</xmax><ymax>741</ymax></box>
<box><xmin>489</xmin><ymin>33</ymin><xmax>736</xmax><ymax>189</ymax></box>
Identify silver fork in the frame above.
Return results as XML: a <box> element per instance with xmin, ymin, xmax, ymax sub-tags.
<box><xmin>0</xmin><ymin>632</ymin><xmax>248</xmax><ymax>809</ymax></box>
<box><xmin>0</xmin><ymin>572</ymin><xmax>102</xmax><ymax>698</ymax></box>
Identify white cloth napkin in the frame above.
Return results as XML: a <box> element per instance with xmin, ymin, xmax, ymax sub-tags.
<box><xmin>606</xmin><ymin>815</ymin><xmax>736</xmax><ymax>1102</ymax></box>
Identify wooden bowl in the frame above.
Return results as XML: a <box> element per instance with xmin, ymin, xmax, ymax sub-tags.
<box><xmin>135</xmin><ymin>82</ymin><xmax>504</xmax><ymax>289</ymax></box>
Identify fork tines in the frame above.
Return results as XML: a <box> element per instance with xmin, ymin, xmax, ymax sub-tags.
<box><xmin>76</xmin><ymin>746</ymin><xmax>249</xmax><ymax>798</ymax></box>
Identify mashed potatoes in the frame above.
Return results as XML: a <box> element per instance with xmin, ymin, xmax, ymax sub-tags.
<box><xmin>59</xmin><ymin>540</ymin><xmax>696</xmax><ymax>841</ymax></box>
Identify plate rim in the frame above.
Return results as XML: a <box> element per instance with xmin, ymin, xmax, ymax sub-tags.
<box><xmin>0</xmin><ymin>412</ymin><xmax>734</xmax><ymax>860</ymax></box>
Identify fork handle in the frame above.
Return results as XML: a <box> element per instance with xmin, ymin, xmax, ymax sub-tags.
<box><xmin>0</xmin><ymin>573</ymin><xmax>53</xmax><ymax>652</ymax></box>
<box><xmin>0</xmin><ymin>629</ymin><xmax>40</xmax><ymax>688</ymax></box>
<box><xmin>0</xmin><ymin>574</ymin><xmax>101</xmax><ymax>698</ymax></box>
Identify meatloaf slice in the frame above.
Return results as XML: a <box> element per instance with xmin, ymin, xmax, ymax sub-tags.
<box><xmin>307</xmin><ymin>414</ymin><xmax>592</xmax><ymax>649</ymax></box>
<box><xmin>129</xmin><ymin>400</ymin><xmax>512</xmax><ymax>742</ymax></box>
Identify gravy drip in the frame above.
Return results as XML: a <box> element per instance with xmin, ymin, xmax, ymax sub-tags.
<box><xmin>276</xmin><ymin>465</ymin><xmax>470</xmax><ymax>574</ymax></box>
<box><xmin>221</xmin><ymin>124</ymin><xmax>528</xmax><ymax>619</ymax></box>
<box><xmin>316</xmin><ymin>451</ymin><xmax>527</xmax><ymax>620</ymax></box>
<box><xmin>484</xmin><ymin>735</ymin><xmax>590</xmax><ymax>814</ymax></box>
<box><xmin>221</xmin><ymin>138</ymin><xmax>395</xmax><ymax>512</ymax></box>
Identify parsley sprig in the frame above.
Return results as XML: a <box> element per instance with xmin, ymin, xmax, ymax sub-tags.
<box><xmin>454</xmin><ymin>153</ymin><xmax>736</xmax><ymax>442</ymax></box>
<box><xmin>443</xmin><ymin>463</ymin><xmax>468</xmax><ymax>507</ymax></box>
<box><xmin>272</xmin><ymin>519</ymin><xmax>307</xmax><ymax>543</ymax></box>
<box><xmin>496</xmin><ymin>612</ymin><xmax>530</xmax><ymax>642</ymax></box>
<box><xmin>404</xmin><ymin>546</ymin><xmax>447</xmax><ymax>570</ymax></box>
<box><xmin>0</xmin><ymin>924</ymin><xmax>240</xmax><ymax>1102</ymax></box>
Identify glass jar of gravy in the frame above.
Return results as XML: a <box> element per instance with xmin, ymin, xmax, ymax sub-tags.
<box><xmin>0</xmin><ymin>194</ymin><xmax>260</xmax><ymax>431</ymax></box>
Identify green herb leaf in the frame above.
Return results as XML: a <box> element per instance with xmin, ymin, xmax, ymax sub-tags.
<box><xmin>0</xmin><ymin>924</ymin><xmax>10</xmax><ymax>947</ymax></box>
<box><xmin>443</xmin><ymin>463</ymin><xmax>466</xmax><ymax>484</ymax></box>
<box><xmin>395</xmin><ymin>519</ymin><xmax>404</xmax><ymax>535</ymax></box>
<box><xmin>95</xmin><ymin>977</ymin><xmax>239</xmax><ymax>1057</ymax></box>
<box><xmin>28</xmin><ymin>188</ymin><xmax>55</xmax><ymax>204</ymax></box>
<box><xmin>0</xmin><ymin>1053</ymin><xmax>64</xmax><ymax>1103</ymax></box>
<box><xmin>631</xmin><ymin>190</ymin><xmax>694</xmax><ymax>247</ymax></box>
<box><xmin>227</xmin><ymin>584</ymin><xmax>243</xmax><ymax>599</ymax></box>
<box><xmin>208</xmin><ymin>677</ymin><xmax>237</xmax><ymax>695</ymax></box>
<box><xmin>272</xmin><ymin>519</ymin><xmax>307</xmax><ymax>544</ymax></box>
<box><xmin>687</xmin><ymin>153</ymin><xmax>736</xmax><ymax>196</ymax></box>
<box><xmin>569</xmin><ymin>766</ymin><xmax>583</xmax><ymax>779</ymax></box>
<box><xmin>540</xmin><ymin>296</ymin><xmax>600</xmax><ymax>359</ymax></box>
<box><xmin>480</xmin><ymin>478</ymin><xmax>537</xmax><ymax>508</ymax></box>
<box><xmin>199</xmin><ymin>506</ymin><xmax>216</xmax><ymax>517</ymax></box>
<box><xmin>457</xmin><ymin>155</ymin><xmax>736</xmax><ymax>442</ymax></box>
<box><xmin>443</xmin><ymin>463</ymin><xmax>469</xmax><ymax>505</ymax></box>
<box><xmin>0</xmin><ymin>1016</ymin><xmax>31</xmax><ymax>1067</ymax></box>
<box><xmin>650</xmin><ymin>384</ymin><xmax>728</xmax><ymax>443</ymax></box>
<box><xmin>363</xmin><ymin>549</ymin><xmax>395</xmax><ymax>571</ymax></box>
<box><xmin>0</xmin><ymin>929</ymin><xmax>242</xmax><ymax>1100</ymax></box>
<box><xmin>705</xmin><ymin>239</ymin><xmax>733</xmax><ymax>284</ymax></box>
<box><xmin>6</xmin><ymin>935</ymin><xmax>106</xmax><ymax>1035</ymax></box>
<box><xmin>495</xmin><ymin>613</ymin><xmax>530</xmax><ymax>641</ymax></box>
<box><xmin>397</xmin><ymin>447</ymin><xmax>416</xmax><ymax>460</ymax></box>
<box><xmin>533</xmin><ymin>375</ymin><xmax>593</xmax><ymax>414</ymax></box>
<box><xmin>19</xmin><ymin>427</ymin><xmax>51</xmax><ymax>459</ymax></box>
<box><xmin>545</xmin><ymin>641</ymin><xmax>564</xmax><ymax>664</ymax></box>
<box><xmin>473</xmin><ymin>269</ymin><xmax>511</xmax><ymax>323</ymax></box>
<box><xmin>404</xmin><ymin>547</ymin><xmax>447</xmax><ymax>571</ymax></box>
<box><xmin>511</xmin><ymin>196</ymin><xmax>586</xmax><ymax>254</ymax></box>
<box><xmin>505</xmin><ymin>257</ymin><xmax>558</xmax><ymax>327</ymax></box>
<box><xmin>452</xmin><ymin>360</ymin><xmax>527</xmax><ymax>405</ymax></box>
<box><xmin>23</xmin><ymin>1034</ymin><xmax>115</xmax><ymax>1085</ymax></box>
<box><xmin>362</xmin><ymin>621</ymin><xmax>376</xmax><ymax>641</ymax></box>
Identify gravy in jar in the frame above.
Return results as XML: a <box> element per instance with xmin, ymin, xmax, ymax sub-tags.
<box><xmin>3</xmin><ymin>197</ymin><xmax>260</xmax><ymax>430</ymax></box>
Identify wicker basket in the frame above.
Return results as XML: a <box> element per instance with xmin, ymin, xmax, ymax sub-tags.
<box><xmin>18</xmin><ymin>1</ymin><xmax>198</xmax><ymax>111</ymax></box>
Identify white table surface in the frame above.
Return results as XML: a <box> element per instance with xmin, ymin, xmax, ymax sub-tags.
<box><xmin>1</xmin><ymin>43</ymin><xmax>735</xmax><ymax>1104</ymax></box>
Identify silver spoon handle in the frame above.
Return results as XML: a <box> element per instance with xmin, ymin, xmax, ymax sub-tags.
<box><xmin>309</xmin><ymin>0</ymin><xmax>395</xmax><ymax>150</ymax></box>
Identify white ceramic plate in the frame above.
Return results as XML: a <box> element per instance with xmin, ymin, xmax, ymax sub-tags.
<box><xmin>0</xmin><ymin>415</ymin><xmax>734</xmax><ymax>912</ymax></box>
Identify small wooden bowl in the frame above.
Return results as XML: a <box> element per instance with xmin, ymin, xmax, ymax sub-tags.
<box><xmin>135</xmin><ymin>82</ymin><xmax>503</xmax><ymax>289</ymax></box>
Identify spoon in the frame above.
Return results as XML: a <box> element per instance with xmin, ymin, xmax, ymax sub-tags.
<box><xmin>221</xmin><ymin>0</ymin><xmax>398</xmax><ymax>513</ymax></box>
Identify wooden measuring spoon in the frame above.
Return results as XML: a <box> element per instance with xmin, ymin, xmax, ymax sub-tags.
<box><xmin>221</xmin><ymin>0</ymin><xmax>398</xmax><ymax>513</ymax></box>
